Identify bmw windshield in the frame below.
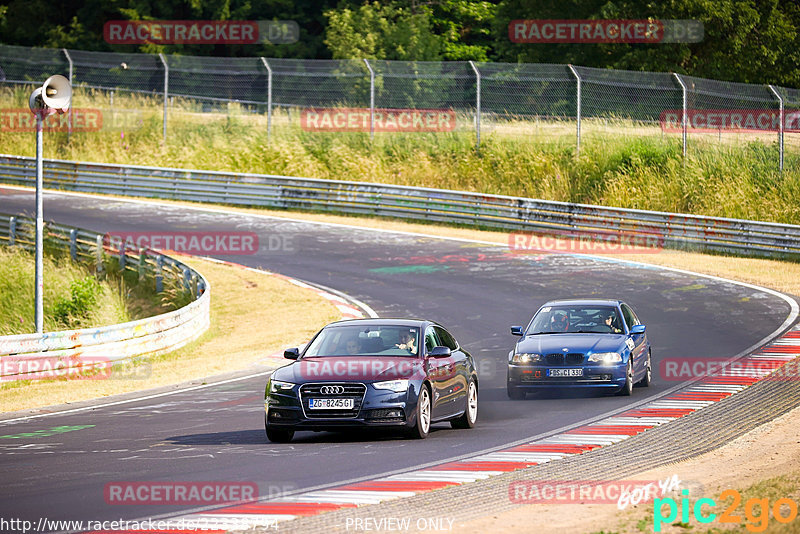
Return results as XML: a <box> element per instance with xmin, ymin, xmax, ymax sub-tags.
<box><xmin>527</xmin><ymin>306</ymin><xmax>624</xmax><ymax>335</ymax></box>
<box><xmin>303</xmin><ymin>325</ymin><xmax>421</xmax><ymax>357</ymax></box>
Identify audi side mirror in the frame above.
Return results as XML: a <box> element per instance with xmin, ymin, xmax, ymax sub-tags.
<box><xmin>510</xmin><ymin>326</ymin><xmax>524</xmax><ymax>336</ymax></box>
<box><xmin>284</xmin><ymin>348</ymin><xmax>300</xmax><ymax>360</ymax></box>
<box><xmin>429</xmin><ymin>346</ymin><xmax>451</xmax><ymax>358</ymax></box>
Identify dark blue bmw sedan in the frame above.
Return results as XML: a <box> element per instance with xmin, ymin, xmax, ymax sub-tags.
<box><xmin>265</xmin><ymin>318</ymin><xmax>478</xmax><ymax>442</ymax></box>
<box><xmin>507</xmin><ymin>299</ymin><xmax>651</xmax><ymax>399</ymax></box>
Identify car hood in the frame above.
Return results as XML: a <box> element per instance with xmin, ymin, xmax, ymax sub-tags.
<box><xmin>273</xmin><ymin>356</ymin><xmax>426</xmax><ymax>383</ymax></box>
<box><xmin>516</xmin><ymin>334</ymin><xmax>627</xmax><ymax>355</ymax></box>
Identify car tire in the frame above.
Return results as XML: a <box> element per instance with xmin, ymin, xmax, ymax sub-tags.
<box><xmin>507</xmin><ymin>384</ymin><xmax>526</xmax><ymax>400</ymax></box>
<box><xmin>617</xmin><ymin>359</ymin><xmax>634</xmax><ymax>396</ymax></box>
<box><xmin>451</xmin><ymin>379</ymin><xmax>478</xmax><ymax>429</ymax></box>
<box><xmin>408</xmin><ymin>385</ymin><xmax>431</xmax><ymax>439</ymax></box>
<box><xmin>636</xmin><ymin>350</ymin><xmax>652</xmax><ymax>387</ymax></box>
<box><xmin>265</xmin><ymin>415</ymin><xmax>295</xmax><ymax>443</ymax></box>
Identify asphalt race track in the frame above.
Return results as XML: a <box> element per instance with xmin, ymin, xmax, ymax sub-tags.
<box><xmin>0</xmin><ymin>187</ymin><xmax>794</xmax><ymax>529</ymax></box>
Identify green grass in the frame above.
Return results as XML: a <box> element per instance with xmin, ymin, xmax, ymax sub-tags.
<box><xmin>0</xmin><ymin>245</ymin><xmax>130</xmax><ymax>335</ymax></box>
<box><xmin>1</xmin><ymin>85</ymin><xmax>798</xmax><ymax>224</ymax></box>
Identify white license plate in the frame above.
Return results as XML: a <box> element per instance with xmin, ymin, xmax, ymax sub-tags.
<box><xmin>548</xmin><ymin>368</ymin><xmax>583</xmax><ymax>377</ymax></box>
<box><xmin>308</xmin><ymin>398</ymin><xmax>354</xmax><ymax>409</ymax></box>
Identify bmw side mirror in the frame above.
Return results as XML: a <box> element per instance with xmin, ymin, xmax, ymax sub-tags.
<box><xmin>284</xmin><ymin>348</ymin><xmax>300</xmax><ymax>360</ymax></box>
<box><xmin>510</xmin><ymin>326</ymin><xmax>524</xmax><ymax>336</ymax></box>
<box><xmin>630</xmin><ymin>325</ymin><xmax>646</xmax><ymax>335</ymax></box>
<box><xmin>429</xmin><ymin>346</ymin><xmax>451</xmax><ymax>358</ymax></box>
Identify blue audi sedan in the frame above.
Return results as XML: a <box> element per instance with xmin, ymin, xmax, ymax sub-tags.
<box><xmin>265</xmin><ymin>318</ymin><xmax>478</xmax><ymax>442</ymax></box>
<box><xmin>507</xmin><ymin>299</ymin><xmax>651</xmax><ymax>399</ymax></box>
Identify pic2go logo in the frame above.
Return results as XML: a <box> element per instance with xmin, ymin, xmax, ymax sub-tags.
<box><xmin>654</xmin><ymin>489</ymin><xmax>798</xmax><ymax>532</ymax></box>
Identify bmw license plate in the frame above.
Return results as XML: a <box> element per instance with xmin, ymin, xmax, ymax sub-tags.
<box><xmin>308</xmin><ymin>398</ymin><xmax>354</xmax><ymax>409</ymax></box>
<box><xmin>547</xmin><ymin>368</ymin><xmax>583</xmax><ymax>377</ymax></box>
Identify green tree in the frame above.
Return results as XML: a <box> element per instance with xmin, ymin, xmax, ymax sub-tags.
<box><xmin>324</xmin><ymin>2</ymin><xmax>443</xmax><ymax>60</ymax></box>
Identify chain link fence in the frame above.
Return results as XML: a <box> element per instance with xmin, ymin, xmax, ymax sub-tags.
<box><xmin>0</xmin><ymin>43</ymin><xmax>796</xmax><ymax>168</ymax></box>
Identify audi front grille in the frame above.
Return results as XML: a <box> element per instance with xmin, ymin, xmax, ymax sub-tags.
<box><xmin>299</xmin><ymin>383</ymin><xmax>367</xmax><ymax>419</ymax></box>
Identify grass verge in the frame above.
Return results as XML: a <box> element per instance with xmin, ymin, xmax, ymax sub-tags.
<box><xmin>0</xmin><ymin>255</ymin><xmax>341</xmax><ymax>413</ymax></box>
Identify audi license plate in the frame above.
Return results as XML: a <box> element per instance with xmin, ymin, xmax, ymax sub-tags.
<box><xmin>308</xmin><ymin>398</ymin><xmax>354</xmax><ymax>410</ymax></box>
<box><xmin>547</xmin><ymin>368</ymin><xmax>583</xmax><ymax>377</ymax></box>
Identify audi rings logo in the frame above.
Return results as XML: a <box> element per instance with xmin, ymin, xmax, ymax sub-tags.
<box><xmin>320</xmin><ymin>385</ymin><xmax>345</xmax><ymax>395</ymax></box>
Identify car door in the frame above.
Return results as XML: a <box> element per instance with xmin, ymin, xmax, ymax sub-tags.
<box><xmin>433</xmin><ymin>326</ymin><xmax>468</xmax><ymax>416</ymax></box>
<box><xmin>621</xmin><ymin>303</ymin><xmax>647</xmax><ymax>378</ymax></box>
<box><xmin>423</xmin><ymin>326</ymin><xmax>450</xmax><ymax>419</ymax></box>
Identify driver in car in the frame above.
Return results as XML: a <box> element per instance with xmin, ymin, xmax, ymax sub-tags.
<box><xmin>550</xmin><ymin>311</ymin><xmax>569</xmax><ymax>332</ymax></box>
<box><xmin>396</xmin><ymin>331</ymin><xmax>417</xmax><ymax>354</ymax></box>
<box><xmin>605</xmin><ymin>313</ymin><xmax>623</xmax><ymax>333</ymax></box>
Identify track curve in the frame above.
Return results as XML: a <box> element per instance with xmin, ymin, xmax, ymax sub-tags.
<box><xmin>0</xmin><ymin>187</ymin><xmax>794</xmax><ymax>529</ymax></box>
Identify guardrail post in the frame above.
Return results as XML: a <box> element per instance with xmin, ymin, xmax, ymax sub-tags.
<box><xmin>138</xmin><ymin>249</ymin><xmax>146</xmax><ymax>282</ymax></box>
<box><xmin>62</xmin><ymin>48</ymin><xmax>73</xmax><ymax>141</ymax></box>
<box><xmin>260</xmin><ymin>57</ymin><xmax>273</xmax><ymax>142</ymax></box>
<box><xmin>567</xmin><ymin>65</ymin><xmax>581</xmax><ymax>157</ymax></box>
<box><xmin>768</xmin><ymin>84</ymin><xmax>784</xmax><ymax>173</ymax></box>
<box><xmin>364</xmin><ymin>59</ymin><xmax>375</xmax><ymax>142</ymax></box>
<box><xmin>69</xmin><ymin>229</ymin><xmax>77</xmax><ymax>260</ymax></box>
<box><xmin>191</xmin><ymin>274</ymin><xmax>198</xmax><ymax>299</ymax></box>
<box><xmin>9</xmin><ymin>216</ymin><xmax>16</xmax><ymax>246</ymax></box>
<box><xmin>119</xmin><ymin>241</ymin><xmax>126</xmax><ymax>271</ymax></box>
<box><xmin>673</xmin><ymin>73</ymin><xmax>688</xmax><ymax>165</ymax></box>
<box><xmin>182</xmin><ymin>267</ymin><xmax>191</xmax><ymax>292</ymax></box>
<box><xmin>197</xmin><ymin>277</ymin><xmax>206</xmax><ymax>296</ymax></box>
<box><xmin>95</xmin><ymin>234</ymin><xmax>104</xmax><ymax>276</ymax></box>
<box><xmin>155</xmin><ymin>255</ymin><xmax>164</xmax><ymax>293</ymax></box>
<box><xmin>158</xmin><ymin>53</ymin><xmax>169</xmax><ymax>143</ymax></box>
<box><xmin>469</xmin><ymin>60</ymin><xmax>481</xmax><ymax>152</ymax></box>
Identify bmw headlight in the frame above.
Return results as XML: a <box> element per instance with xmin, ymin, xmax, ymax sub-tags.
<box><xmin>511</xmin><ymin>353</ymin><xmax>542</xmax><ymax>364</ymax></box>
<box><xmin>373</xmin><ymin>379</ymin><xmax>409</xmax><ymax>392</ymax></box>
<box><xmin>269</xmin><ymin>379</ymin><xmax>295</xmax><ymax>394</ymax></box>
<box><xmin>588</xmin><ymin>352</ymin><xmax>622</xmax><ymax>364</ymax></box>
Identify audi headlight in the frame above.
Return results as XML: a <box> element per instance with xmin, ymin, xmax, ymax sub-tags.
<box><xmin>512</xmin><ymin>353</ymin><xmax>542</xmax><ymax>364</ymax></box>
<box><xmin>373</xmin><ymin>379</ymin><xmax>409</xmax><ymax>392</ymax></box>
<box><xmin>588</xmin><ymin>352</ymin><xmax>622</xmax><ymax>364</ymax></box>
<box><xmin>269</xmin><ymin>380</ymin><xmax>295</xmax><ymax>393</ymax></box>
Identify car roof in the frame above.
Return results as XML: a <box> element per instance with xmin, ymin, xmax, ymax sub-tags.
<box><xmin>323</xmin><ymin>318</ymin><xmax>431</xmax><ymax>328</ymax></box>
<box><xmin>542</xmin><ymin>299</ymin><xmax>622</xmax><ymax>307</ymax></box>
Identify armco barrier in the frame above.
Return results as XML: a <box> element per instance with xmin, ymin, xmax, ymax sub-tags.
<box><xmin>0</xmin><ymin>213</ymin><xmax>210</xmax><ymax>381</ymax></box>
<box><xmin>1</xmin><ymin>154</ymin><xmax>799</xmax><ymax>259</ymax></box>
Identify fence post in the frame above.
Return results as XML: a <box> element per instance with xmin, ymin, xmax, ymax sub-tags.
<box><xmin>364</xmin><ymin>59</ymin><xmax>375</xmax><ymax>141</ymax></box>
<box><xmin>260</xmin><ymin>57</ymin><xmax>273</xmax><ymax>141</ymax></box>
<box><xmin>62</xmin><ymin>48</ymin><xmax>73</xmax><ymax>141</ymax></box>
<box><xmin>138</xmin><ymin>249</ymin><xmax>146</xmax><ymax>282</ymax></box>
<box><xmin>567</xmin><ymin>65</ymin><xmax>581</xmax><ymax>157</ymax></box>
<box><xmin>119</xmin><ymin>241</ymin><xmax>126</xmax><ymax>271</ymax></box>
<box><xmin>69</xmin><ymin>229</ymin><xmax>77</xmax><ymax>260</ymax></box>
<box><xmin>158</xmin><ymin>53</ymin><xmax>169</xmax><ymax>143</ymax></box>
<box><xmin>768</xmin><ymin>85</ymin><xmax>784</xmax><ymax>173</ymax></box>
<box><xmin>673</xmin><ymin>73</ymin><xmax>688</xmax><ymax>164</ymax></box>
<box><xmin>468</xmin><ymin>60</ymin><xmax>481</xmax><ymax>151</ymax></box>
<box><xmin>9</xmin><ymin>216</ymin><xmax>16</xmax><ymax>246</ymax></box>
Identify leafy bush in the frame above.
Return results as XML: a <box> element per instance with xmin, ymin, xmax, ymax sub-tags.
<box><xmin>53</xmin><ymin>276</ymin><xmax>101</xmax><ymax>327</ymax></box>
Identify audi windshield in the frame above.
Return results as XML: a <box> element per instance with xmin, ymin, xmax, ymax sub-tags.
<box><xmin>303</xmin><ymin>325</ymin><xmax>421</xmax><ymax>357</ymax></box>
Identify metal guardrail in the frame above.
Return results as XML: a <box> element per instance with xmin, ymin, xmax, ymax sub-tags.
<box><xmin>0</xmin><ymin>212</ymin><xmax>210</xmax><ymax>381</ymax></box>
<box><xmin>0</xmin><ymin>154</ymin><xmax>799</xmax><ymax>259</ymax></box>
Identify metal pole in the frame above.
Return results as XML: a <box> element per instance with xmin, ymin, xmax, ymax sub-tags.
<box><xmin>364</xmin><ymin>59</ymin><xmax>375</xmax><ymax>141</ymax></box>
<box><xmin>158</xmin><ymin>53</ymin><xmax>169</xmax><ymax>142</ymax></box>
<box><xmin>673</xmin><ymin>73</ymin><xmax>687</xmax><ymax>164</ymax></box>
<box><xmin>62</xmin><ymin>49</ymin><xmax>73</xmax><ymax>141</ymax></box>
<box><xmin>35</xmin><ymin>114</ymin><xmax>44</xmax><ymax>333</ymax></box>
<box><xmin>469</xmin><ymin>60</ymin><xmax>481</xmax><ymax>151</ymax></box>
<box><xmin>260</xmin><ymin>57</ymin><xmax>273</xmax><ymax>141</ymax></box>
<box><xmin>567</xmin><ymin>64</ymin><xmax>581</xmax><ymax>157</ymax></box>
<box><xmin>768</xmin><ymin>84</ymin><xmax>784</xmax><ymax>173</ymax></box>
